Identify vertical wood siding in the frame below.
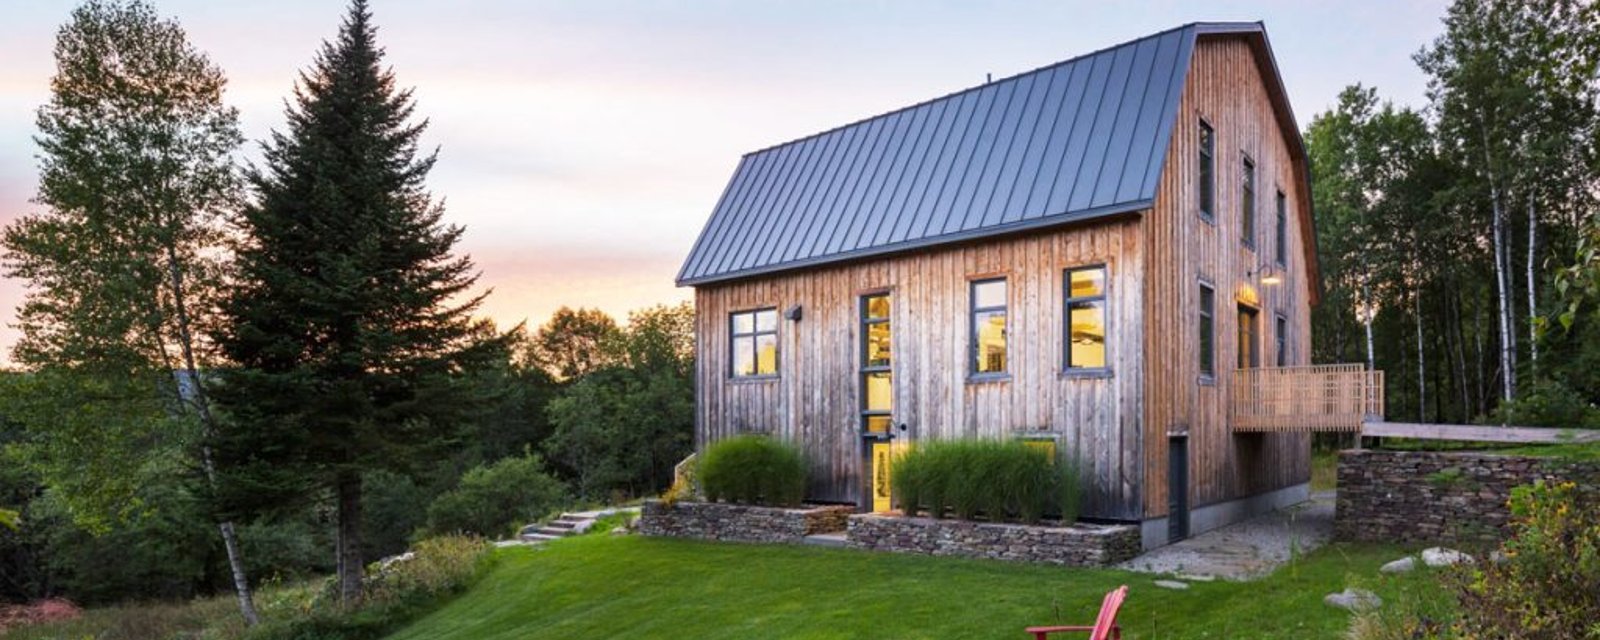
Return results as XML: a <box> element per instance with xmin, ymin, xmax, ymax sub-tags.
<box><xmin>695</xmin><ymin>220</ymin><xmax>1146</xmax><ymax>519</ymax></box>
<box><xmin>1140</xmin><ymin>36</ymin><xmax>1313</xmax><ymax>518</ymax></box>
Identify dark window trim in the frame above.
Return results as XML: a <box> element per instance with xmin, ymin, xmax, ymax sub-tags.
<box><xmin>859</xmin><ymin>293</ymin><xmax>893</xmax><ymax>430</ymax></box>
<box><xmin>729</xmin><ymin>307</ymin><xmax>779</xmax><ymax>379</ymax></box>
<box><xmin>969</xmin><ymin>277</ymin><xmax>1008</xmax><ymax>378</ymax></box>
<box><xmin>1275</xmin><ymin>189</ymin><xmax>1288</xmax><ymax>267</ymax></box>
<box><xmin>1237</xmin><ymin>302</ymin><xmax>1260</xmax><ymax>370</ymax></box>
<box><xmin>1198</xmin><ymin>118</ymin><xmax>1216</xmax><ymax>224</ymax></box>
<box><xmin>1198</xmin><ymin>279</ymin><xmax>1216</xmax><ymax>384</ymax></box>
<box><xmin>1240</xmin><ymin>154</ymin><xmax>1256</xmax><ymax>250</ymax></box>
<box><xmin>1063</xmin><ymin>264</ymin><xmax>1112</xmax><ymax>375</ymax></box>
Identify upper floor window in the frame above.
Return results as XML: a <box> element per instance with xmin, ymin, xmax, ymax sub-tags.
<box><xmin>971</xmin><ymin>278</ymin><xmax>1007</xmax><ymax>375</ymax></box>
<box><xmin>1241</xmin><ymin>156</ymin><xmax>1256</xmax><ymax>248</ymax></box>
<box><xmin>1199</xmin><ymin>281</ymin><xmax>1216</xmax><ymax>379</ymax></box>
<box><xmin>730</xmin><ymin>308</ymin><xmax>778</xmax><ymax>378</ymax></box>
<box><xmin>1275</xmin><ymin>190</ymin><xmax>1288</xmax><ymax>267</ymax></box>
<box><xmin>1064</xmin><ymin>266</ymin><xmax>1108</xmax><ymax>371</ymax></box>
<box><xmin>1275</xmin><ymin>313</ymin><xmax>1289</xmax><ymax>367</ymax></box>
<box><xmin>1199</xmin><ymin>121</ymin><xmax>1215</xmax><ymax>222</ymax></box>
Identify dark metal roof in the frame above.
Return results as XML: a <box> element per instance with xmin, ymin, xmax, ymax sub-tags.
<box><xmin>678</xmin><ymin>23</ymin><xmax>1290</xmax><ymax>287</ymax></box>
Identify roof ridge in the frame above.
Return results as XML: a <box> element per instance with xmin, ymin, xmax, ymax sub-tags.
<box><xmin>740</xmin><ymin>22</ymin><xmax>1202</xmax><ymax>158</ymax></box>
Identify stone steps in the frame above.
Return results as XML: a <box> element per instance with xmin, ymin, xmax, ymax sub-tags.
<box><xmin>517</xmin><ymin>507</ymin><xmax>639</xmax><ymax>544</ymax></box>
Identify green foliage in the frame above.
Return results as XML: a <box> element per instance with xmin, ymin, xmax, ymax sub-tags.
<box><xmin>527</xmin><ymin>307</ymin><xmax>623</xmax><ymax>382</ymax></box>
<box><xmin>30</xmin><ymin>484</ymin><xmax>218</xmax><ymax>606</ymax></box>
<box><xmin>424</xmin><ymin>454</ymin><xmax>567</xmax><ymax>538</ymax></box>
<box><xmin>892</xmin><ymin>440</ymin><xmax>1081</xmax><ymax>524</ymax></box>
<box><xmin>1444</xmin><ymin>480</ymin><xmax>1600</xmax><ymax>638</ymax></box>
<box><xmin>544</xmin><ymin>303</ymin><xmax>695</xmax><ymax>500</ymax></box>
<box><xmin>697</xmin><ymin>436</ymin><xmax>807</xmax><ymax>507</ymax></box>
<box><xmin>0</xmin><ymin>508</ymin><xmax>16</xmax><ymax>531</ymax></box>
<box><xmin>1491</xmin><ymin>378</ymin><xmax>1600</xmax><ymax>429</ymax></box>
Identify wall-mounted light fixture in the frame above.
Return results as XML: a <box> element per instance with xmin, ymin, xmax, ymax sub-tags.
<box><xmin>785</xmin><ymin>305</ymin><xmax>803</xmax><ymax>322</ymax></box>
<box><xmin>1248</xmin><ymin>259</ymin><xmax>1284</xmax><ymax>286</ymax></box>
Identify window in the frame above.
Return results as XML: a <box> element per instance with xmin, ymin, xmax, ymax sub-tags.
<box><xmin>1064</xmin><ymin>266</ymin><xmax>1108</xmax><ymax>371</ymax></box>
<box><xmin>861</xmin><ymin>294</ymin><xmax>893</xmax><ymax>434</ymax></box>
<box><xmin>1241</xmin><ymin>157</ymin><xmax>1256</xmax><ymax>248</ymax></box>
<box><xmin>1275</xmin><ymin>313</ymin><xmax>1289</xmax><ymax>367</ymax></box>
<box><xmin>971</xmin><ymin>278</ymin><xmax>1007</xmax><ymax>375</ymax></box>
<box><xmin>1198</xmin><ymin>282</ymin><xmax>1215</xmax><ymax>379</ymax></box>
<box><xmin>1238</xmin><ymin>305</ymin><xmax>1259</xmax><ymax>369</ymax></box>
<box><xmin>730</xmin><ymin>308</ymin><xmax>778</xmax><ymax>377</ymax></box>
<box><xmin>1275</xmin><ymin>190</ymin><xmax>1288</xmax><ymax>267</ymax></box>
<box><xmin>1199</xmin><ymin>121</ymin><xmax>1215</xmax><ymax>221</ymax></box>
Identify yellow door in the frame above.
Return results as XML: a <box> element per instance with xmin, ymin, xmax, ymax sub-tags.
<box><xmin>871</xmin><ymin>440</ymin><xmax>893</xmax><ymax>512</ymax></box>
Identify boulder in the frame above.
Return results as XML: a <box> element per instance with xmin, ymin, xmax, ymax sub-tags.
<box><xmin>1324</xmin><ymin>588</ymin><xmax>1382</xmax><ymax>612</ymax></box>
<box><xmin>1379</xmin><ymin>557</ymin><xmax>1416</xmax><ymax>574</ymax></box>
<box><xmin>1153</xmin><ymin>580</ymin><xmax>1189</xmax><ymax>590</ymax></box>
<box><xmin>1421</xmin><ymin>547</ymin><xmax>1473</xmax><ymax>567</ymax></box>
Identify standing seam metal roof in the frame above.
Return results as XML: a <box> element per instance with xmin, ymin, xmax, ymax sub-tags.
<box><xmin>677</xmin><ymin>22</ymin><xmax>1295</xmax><ymax>287</ymax></box>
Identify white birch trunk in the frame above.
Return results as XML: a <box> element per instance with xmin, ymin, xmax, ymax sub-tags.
<box><xmin>1526</xmin><ymin>196</ymin><xmax>1538</xmax><ymax>370</ymax></box>
<box><xmin>1415</xmin><ymin>289</ymin><xmax>1426</xmax><ymax>423</ymax></box>
<box><xmin>1490</xmin><ymin>184</ymin><xmax>1516</xmax><ymax>404</ymax></box>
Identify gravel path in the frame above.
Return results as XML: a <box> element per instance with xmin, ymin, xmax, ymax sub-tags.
<box><xmin>1116</xmin><ymin>491</ymin><xmax>1335</xmax><ymax>581</ymax></box>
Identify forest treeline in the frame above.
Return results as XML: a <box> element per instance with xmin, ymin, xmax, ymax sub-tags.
<box><xmin>1308</xmin><ymin>0</ymin><xmax>1600</xmax><ymax>429</ymax></box>
<box><xmin>0</xmin><ymin>0</ymin><xmax>693</xmax><ymax>621</ymax></box>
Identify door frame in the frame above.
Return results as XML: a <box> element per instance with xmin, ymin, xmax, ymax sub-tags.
<box><xmin>1168</xmin><ymin>434</ymin><xmax>1190</xmax><ymax>542</ymax></box>
<box><xmin>858</xmin><ymin>291</ymin><xmax>897</xmax><ymax>512</ymax></box>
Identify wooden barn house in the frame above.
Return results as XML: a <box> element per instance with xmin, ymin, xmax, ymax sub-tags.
<box><xmin>676</xmin><ymin>22</ymin><xmax>1382</xmax><ymax>549</ymax></box>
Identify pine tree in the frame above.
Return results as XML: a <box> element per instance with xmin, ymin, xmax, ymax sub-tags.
<box><xmin>212</xmin><ymin>0</ymin><xmax>499</xmax><ymax>603</ymax></box>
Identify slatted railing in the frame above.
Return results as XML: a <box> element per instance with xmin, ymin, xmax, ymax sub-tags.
<box><xmin>1230</xmin><ymin>364</ymin><xmax>1384</xmax><ymax>432</ymax></box>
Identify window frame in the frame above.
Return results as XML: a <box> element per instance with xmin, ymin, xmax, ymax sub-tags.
<box><xmin>1275</xmin><ymin>189</ymin><xmax>1288</xmax><ymax>267</ymax></box>
<box><xmin>1240</xmin><ymin>155</ymin><xmax>1256</xmax><ymax>250</ymax></box>
<box><xmin>1198</xmin><ymin>119</ymin><xmax>1216</xmax><ymax>223</ymax></box>
<box><xmin>1062</xmin><ymin>264</ymin><xmax>1112</xmax><ymax>377</ymax></box>
<box><xmin>1198</xmin><ymin>280</ymin><xmax>1216</xmax><ymax>383</ymax></box>
<box><xmin>860</xmin><ymin>293</ymin><xmax>893</xmax><ymax>433</ymax></box>
<box><xmin>1275</xmin><ymin>312</ymin><xmax>1289</xmax><ymax>367</ymax></box>
<box><xmin>1237</xmin><ymin>303</ymin><xmax>1260</xmax><ymax>370</ymax></box>
<box><xmin>729</xmin><ymin>307</ymin><xmax>779</xmax><ymax>380</ymax></box>
<box><xmin>969</xmin><ymin>277</ymin><xmax>1009</xmax><ymax>379</ymax></box>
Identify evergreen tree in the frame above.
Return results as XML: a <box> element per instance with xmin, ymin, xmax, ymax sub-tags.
<box><xmin>212</xmin><ymin>0</ymin><xmax>499</xmax><ymax>603</ymax></box>
<box><xmin>0</xmin><ymin>0</ymin><xmax>258</xmax><ymax>623</ymax></box>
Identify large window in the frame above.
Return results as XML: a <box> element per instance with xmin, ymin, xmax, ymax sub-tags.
<box><xmin>861</xmin><ymin>294</ymin><xmax>892</xmax><ymax>434</ymax></box>
<box><xmin>730</xmin><ymin>308</ymin><xmax>778</xmax><ymax>378</ymax></box>
<box><xmin>1199</xmin><ymin>120</ymin><xmax>1215</xmax><ymax>221</ymax></box>
<box><xmin>1198</xmin><ymin>282</ymin><xmax>1215</xmax><ymax>379</ymax></box>
<box><xmin>1275</xmin><ymin>313</ymin><xmax>1289</xmax><ymax>367</ymax></box>
<box><xmin>971</xmin><ymin>278</ymin><xmax>1007</xmax><ymax>375</ymax></box>
<box><xmin>1241</xmin><ymin>156</ymin><xmax>1256</xmax><ymax>248</ymax></box>
<box><xmin>1064</xmin><ymin>266</ymin><xmax>1108</xmax><ymax>371</ymax></box>
<box><xmin>1275</xmin><ymin>190</ymin><xmax>1288</xmax><ymax>267</ymax></box>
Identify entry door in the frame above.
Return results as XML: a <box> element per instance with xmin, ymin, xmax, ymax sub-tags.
<box><xmin>860</xmin><ymin>293</ymin><xmax>895</xmax><ymax>512</ymax></box>
<box><xmin>1237</xmin><ymin>305</ymin><xmax>1260</xmax><ymax>369</ymax></box>
<box><xmin>1168</xmin><ymin>436</ymin><xmax>1190</xmax><ymax>542</ymax></box>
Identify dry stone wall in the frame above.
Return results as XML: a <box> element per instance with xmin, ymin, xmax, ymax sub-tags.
<box><xmin>1335</xmin><ymin>449</ymin><xmax>1600</xmax><ymax>546</ymax></box>
<box><xmin>637</xmin><ymin>500</ymin><xmax>852</xmax><ymax>543</ymax></box>
<box><xmin>845</xmin><ymin>514</ymin><xmax>1141</xmax><ymax>566</ymax></box>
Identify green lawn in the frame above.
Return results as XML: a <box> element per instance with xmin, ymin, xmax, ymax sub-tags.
<box><xmin>385</xmin><ymin>534</ymin><xmax>1442</xmax><ymax>640</ymax></box>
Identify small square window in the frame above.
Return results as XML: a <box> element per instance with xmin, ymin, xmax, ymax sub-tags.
<box><xmin>730</xmin><ymin>308</ymin><xmax>778</xmax><ymax>378</ymax></box>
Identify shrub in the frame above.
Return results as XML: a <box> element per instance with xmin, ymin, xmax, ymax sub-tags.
<box><xmin>425</xmin><ymin>453</ymin><xmax>567</xmax><ymax>538</ymax></box>
<box><xmin>1442</xmin><ymin>480</ymin><xmax>1600</xmax><ymax>638</ymax></box>
<box><xmin>892</xmin><ymin>439</ymin><xmax>1082</xmax><ymax>525</ymax></box>
<box><xmin>697</xmin><ymin>435</ymin><xmax>807</xmax><ymax>507</ymax></box>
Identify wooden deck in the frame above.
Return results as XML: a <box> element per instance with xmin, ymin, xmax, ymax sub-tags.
<box><xmin>1229</xmin><ymin>364</ymin><xmax>1383</xmax><ymax>433</ymax></box>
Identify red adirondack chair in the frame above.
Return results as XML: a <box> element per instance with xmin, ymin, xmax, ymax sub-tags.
<box><xmin>1024</xmin><ymin>585</ymin><xmax>1128</xmax><ymax>640</ymax></box>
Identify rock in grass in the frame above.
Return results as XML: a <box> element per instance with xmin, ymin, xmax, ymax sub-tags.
<box><xmin>1153</xmin><ymin>580</ymin><xmax>1189</xmax><ymax>590</ymax></box>
<box><xmin>1177</xmin><ymin>573</ymin><xmax>1216</xmax><ymax>582</ymax></box>
<box><xmin>1379</xmin><ymin>557</ymin><xmax>1415</xmax><ymax>574</ymax></box>
<box><xmin>1421</xmin><ymin>547</ymin><xmax>1472</xmax><ymax>567</ymax></box>
<box><xmin>1324</xmin><ymin>588</ymin><xmax>1382</xmax><ymax>612</ymax></box>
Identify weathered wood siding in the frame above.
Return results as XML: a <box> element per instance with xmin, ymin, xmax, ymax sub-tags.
<box><xmin>1140</xmin><ymin>36</ymin><xmax>1313</xmax><ymax>518</ymax></box>
<box><xmin>695</xmin><ymin>220</ymin><xmax>1146</xmax><ymax>519</ymax></box>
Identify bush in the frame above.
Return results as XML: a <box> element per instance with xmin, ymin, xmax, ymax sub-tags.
<box><xmin>697</xmin><ymin>435</ymin><xmax>807</xmax><ymax>507</ymax></box>
<box><xmin>892</xmin><ymin>440</ymin><xmax>1081</xmax><ymax>525</ymax></box>
<box><xmin>424</xmin><ymin>453</ymin><xmax>567</xmax><ymax>538</ymax></box>
<box><xmin>1443</xmin><ymin>480</ymin><xmax>1600</xmax><ymax>638</ymax></box>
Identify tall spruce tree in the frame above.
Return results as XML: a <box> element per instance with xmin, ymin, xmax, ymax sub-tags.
<box><xmin>212</xmin><ymin>0</ymin><xmax>497</xmax><ymax>603</ymax></box>
<box><xmin>0</xmin><ymin>0</ymin><xmax>258</xmax><ymax>624</ymax></box>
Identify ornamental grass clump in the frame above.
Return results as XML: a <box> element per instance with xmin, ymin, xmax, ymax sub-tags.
<box><xmin>698</xmin><ymin>435</ymin><xmax>807</xmax><ymax>507</ymax></box>
<box><xmin>892</xmin><ymin>439</ymin><xmax>1082</xmax><ymax>525</ymax></box>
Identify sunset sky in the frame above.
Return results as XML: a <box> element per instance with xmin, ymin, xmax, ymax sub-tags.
<box><xmin>0</xmin><ymin>1</ymin><xmax>1447</xmax><ymax>357</ymax></box>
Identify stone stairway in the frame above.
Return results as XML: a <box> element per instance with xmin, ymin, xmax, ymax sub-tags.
<box><xmin>517</xmin><ymin>507</ymin><xmax>639</xmax><ymax>544</ymax></box>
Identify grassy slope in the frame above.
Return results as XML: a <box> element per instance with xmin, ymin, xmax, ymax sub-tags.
<box><xmin>387</xmin><ymin>534</ymin><xmax>1440</xmax><ymax>640</ymax></box>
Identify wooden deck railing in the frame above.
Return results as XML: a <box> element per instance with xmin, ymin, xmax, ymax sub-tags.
<box><xmin>1230</xmin><ymin>364</ymin><xmax>1384</xmax><ymax>432</ymax></box>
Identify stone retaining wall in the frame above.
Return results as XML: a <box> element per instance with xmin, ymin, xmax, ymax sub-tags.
<box><xmin>845</xmin><ymin>514</ymin><xmax>1141</xmax><ymax>566</ymax></box>
<box><xmin>1335</xmin><ymin>449</ymin><xmax>1600</xmax><ymax>546</ymax></box>
<box><xmin>637</xmin><ymin>500</ymin><xmax>853</xmax><ymax>544</ymax></box>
